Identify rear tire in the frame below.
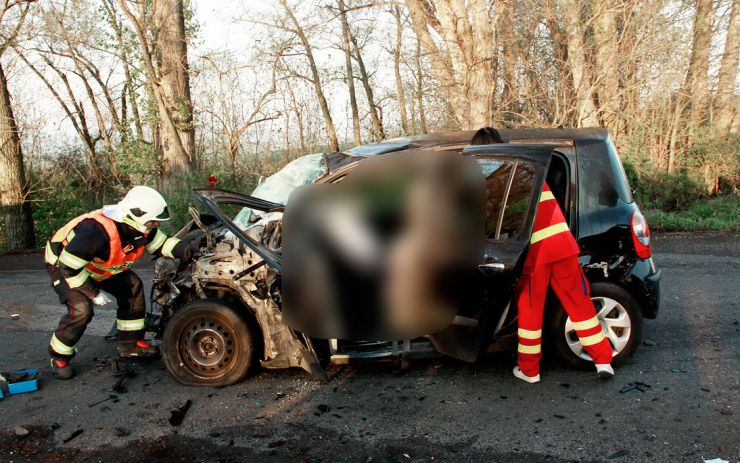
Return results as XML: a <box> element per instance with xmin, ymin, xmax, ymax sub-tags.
<box><xmin>548</xmin><ymin>282</ymin><xmax>643</xmax><ymax>369</ymax></box>
<box><xmin>162</xmin><ymin>299</ymin><xmax>260</xmax><ymax>387</ymax></box>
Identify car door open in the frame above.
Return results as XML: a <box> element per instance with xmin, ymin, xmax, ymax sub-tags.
<box><xmin>426</xmin><ymin>145</ymin><xmax>553</xmax><ymax>362</ymax></box>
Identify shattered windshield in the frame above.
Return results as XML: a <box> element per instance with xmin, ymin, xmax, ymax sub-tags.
<box><xmin>233</xmin><ymin>153</ymin><xmax>327</xmax><ymax>229</ymax></box>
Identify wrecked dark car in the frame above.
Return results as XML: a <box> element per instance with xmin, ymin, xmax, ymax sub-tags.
<box><xmin>150</xmin><ymin>128</ymin><xmax>661</xmax><ymax>387</ymax></box>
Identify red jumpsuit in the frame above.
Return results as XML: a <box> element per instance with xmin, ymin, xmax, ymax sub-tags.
<box><xmin>516</xmin><ymin>183</ymin><xmax>612</xmax><ymax>376</ymax></box>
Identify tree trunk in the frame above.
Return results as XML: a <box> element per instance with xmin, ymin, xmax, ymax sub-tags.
<box><xmin>152</xmin><ymin>0</ymin><xmax>195</xmax><ymax>177</ymax></box>
<box><xmin>393</xmin><ymin>6</ymin><xmax>409</xmax><ymax>135</ymax></box>
<box><xmin>716</xmin><ymin>0</ymin><xmax>739</xmax><ymax>136</ymax></box>
<box><xmin>592</xmin><ymin>2</ymin><xmax>620</xmax><ymax>130</ymax></box>
<box><xmin>279</xmin><ymin>0</ymin><xmax>339</xmax><ymax>152</ymax></box>
<box><xmin>499</xmin><ymin>0</ymin><xmax>518</xmax><ymax>116</ymax></box>
<box><xmin>561</xmin><ymin>0</ymin><xmax>600</xmax><ymax>127</ymax></box>
<box><xmin>347</xmin><ymin>22</ymin><xmax>385</xmax><ymax>141</ymax></box>
<box><xmin>684</xmin><ymin>0</ymin><xmax>713</xmax><ymax>128</ymax></box>
<box><xmin>337</xmin><ymin>0</ymin><xmax>361</xmax><ymax>146</ymax></box>
<box><xmin>415</xmin><ymin>35</ymin><xmax>427</xmax><ymax>133</ymax></box>
<box><xmin>0</xmin><ymin>63</ymin><xmax>34</xmax><ymax>250</ymax></box>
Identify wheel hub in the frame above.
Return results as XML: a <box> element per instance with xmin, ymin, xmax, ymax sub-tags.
<box><xmin>179</xmin><ymin>318</ymin><xmax>236</xmax><ymax>377</ymax></box>
<box><xmin>564</xmin><ymin>296</ymin><xmax>632</xmax><ymax>361</ymax></box>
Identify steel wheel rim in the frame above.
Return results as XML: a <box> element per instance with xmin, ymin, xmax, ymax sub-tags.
<box><xmin>564</xmin><ymin>296</ymin><xmax>632</xmax><ymax>361</ymax></box>
<box><xmin>179</xmin><ymin>316</ymin><xmax>237</xmax><ymax>378</ymax></box>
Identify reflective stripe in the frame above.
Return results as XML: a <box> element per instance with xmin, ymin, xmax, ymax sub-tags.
<box><xmin>45</xmin><ymin>242</ymin><xmax>58</xmax><ymax>265</ymax></box>
<box><xmin>89</xmin><ymin>272</ymin><xmax>107</xmax><ymax>281</ymax></box>
<box><xmin>117</xmin><ymin>318</ymin><xmax>146</xmax><ymax>331</ymax></box>
<box><xmin>517</xmin><ymin>343</ymin><xmax>541</xmax><ymax>354</ymax></box>
<box><xmin>50</xmin><ymin>333</ymin><xmax>75</xmax><ymax>355</ymax></box>
<box><xmin>66</xmin><ymin>230</ymin><xmax>76</xmax><ymax>242</ymax></box>
<box><xmin>65</xmin><ymin>269</ymin><xmax>90</xmax><ymax>288</ymax></box>
<box><xmin>146</xmin><ymin>229</ymin><xmax>167</xmax><ymax>253</ymax></box>
<box><xmin>530</xmin><ymin>222</ymin><xmax>570</xmax><ymax>244</ymax></box>
<box><xmin>539</xmin><ymin>191</ymin><xmax>555</xmax><ymax>202</ymax></box>
<box><xmin>572</xmin><ymin>316</ymin><xmax>600</xmax><ymax>331</ymax></box>
<box><xmin>579</xmin><ymin>331</ymin><xmax>606</xmax><ymax>346</ymax></box>
<box><xmin>517</xmin><ymin>328</ymin><xmax>542</xmax><ymax>339</ymax></box>
<box><xmin>59</xmin><ymin>249</ymin><xmax>88</xmax><ymax>269</ymax></box>
<box><xmin>161</xmin><ymin>237</ymin><xmax>180</xmax><ymax>259</ymax></box>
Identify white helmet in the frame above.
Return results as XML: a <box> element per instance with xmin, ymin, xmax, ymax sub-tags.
<box><xmin>118</xmin><ymin>186</ymin><xmax>170</xmax><ymax>232</ymax></box>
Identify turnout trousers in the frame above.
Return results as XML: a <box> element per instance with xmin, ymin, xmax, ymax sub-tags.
<box><xmin>516</xmin><ymin>256</ymin><xmax>613</xmax><ymax>377</ymax></box>
<box><xmin>48</xmin><ymin>266</ymin><xmax>146</xmax><ymax>360</ymax></box>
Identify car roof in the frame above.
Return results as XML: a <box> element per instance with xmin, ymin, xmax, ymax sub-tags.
<box><xmin>353</xmin><ymin>128</ymin><xmax>608</xmax><ymax>153</ymax></box>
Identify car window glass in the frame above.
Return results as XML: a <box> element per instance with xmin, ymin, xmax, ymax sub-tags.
<box><xmin>476</xmin><ymin>158</ymin><xmax>537</xmax><ymax>241</ymax></box>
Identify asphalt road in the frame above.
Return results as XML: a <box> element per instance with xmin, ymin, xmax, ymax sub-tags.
<box><xmin>0</xmin><ymin>232</ymin><xmax>737</xmax><ymax>462</ymax></box>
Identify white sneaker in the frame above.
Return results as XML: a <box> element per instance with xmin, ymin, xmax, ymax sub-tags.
<box><xmin>595</xmin><ymin>363</ymin><xmax>614</xmax><ymax>379</ymax></box>
<box><xmin>513</xmin><ymin>366</ymin><xmax>540</xmax><ymax>384</ymax></box>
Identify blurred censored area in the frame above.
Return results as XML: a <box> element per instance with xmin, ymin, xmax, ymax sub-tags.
<box><xmin>282</xmin><ymin>150</ymin><xmax>485</xmax><ymax>340</ymax></box>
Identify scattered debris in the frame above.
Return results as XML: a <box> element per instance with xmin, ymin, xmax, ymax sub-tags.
<box><xmin>720</xmin><ymin>410</ymin><xmax>732</xmax><ymax>415</ymax></box>
<box><xmin>114</xmin><ymin>427</ymin><xmax>131</xmax><ymax>437</ymax></box>
<box><xmin>607</xmin><ymin>449</ymin><xmax>630</xmax><ymax>459</ymax></box>
<box><xmin>317</xmin><ymin>404</ymin><xmax>330</xmax><ymax>414</ymax></box>
<box><xmin>559</xmin><ymin>383</ymin><xmax>570</xmax><ymax>388</ymax></box>
<box><xmin>63</xmin><ymin>429</ymin><xmax>83</xmax><ymax>443</ymax></box>
<box><xmin>10</xmin><ymin>314</ymin><xmax>20</xmax><ymax>320</ymax></box>
<box><xmin>255</xmin><ymin>402</ymin><xmax>264</xmax><ymax>408</ymax></box>
<box><xmin>417</xmin><ymin>396</ymin><xmax>426</xmax><ymax>401</ymax></box>
<box><xmin>619</xmin><ymin>382</ymin><xmax>652</xmax><ymax>393</ymax></box>
<box><xmin>268</xmin><ymin>440</ymin><xmax>285</xmax><ymax>448</ymax></box>
<box><xmin>274</xmin><ymin>392</ymin><xmax>286</xmax><ymax>400</ymax></box>
<box><xmin>702</xmin><ymin>459</ymin><xmax>729</xmax><ymax>463</ymax></box>
<box><xmin>50</xmin><ymin>423</ymin><xmax>60</xmax><ymax>430</ymax></box>
<box><xmin>168</xmin><ymin>399</ymin><xmax>192</xmax><ymax>426</ymax></box>
<box><xmin>553</xmin><ymin>414</ymin><xmax>566</xmax><ymax>419</ymax></box>
<box><xmin>534</xmin><ymin>418</ymin><xmax>543</xmax><ymax>423</ymax></box>
<box><xmin>643</xmin><ymin>340</ymin><xmax>656</xmax><ymax>347</ymax></box>
<box><xmin>403</xmin><ymin>453</ymin><xmax>411</xmax><ymax>459</ymax></box>
<box><xmin>112</xmin><ymin>363</ymin><xmax>136</xmax><ymax>394</ymax></box>
<box><xmin>14</xmin><ymin>426</ymin><xmax>29</xmax><ymax>439</ymax></box>
<box><xmin>87</xmin><ymin>394</ymin><xmax>118</xmax><ymax>408</ymax></box>
<box><xmin>700</xmin><ymin>387</ymin><xmax>710</xmax><ymax>392</ymax></box>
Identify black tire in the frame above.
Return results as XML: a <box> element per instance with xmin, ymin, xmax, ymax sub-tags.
<box><xmin>548</xmin><ymin>282</ymin><xmax>644</xmax><ymax>369</ymax></box>
<box><xmin>162</xmin><ymin>299</ymin><xmax>260</xmax><ymax>387</ymax></box>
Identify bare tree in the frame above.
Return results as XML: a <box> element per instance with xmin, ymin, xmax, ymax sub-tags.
<box><xmin>392</xmin><ymin>6</ymin><xmax>409</xmax><ymax>135</ymax></box>
<box><xmin>0</xmin><ymin>0</ymin><xmax>34</xmax><ymax>250</ymax></box>
<box><xmin>715</xmin><ymin>0</ymin><xmax>739</xmax><ymax>136</ymax></box>
<box><xmin>337</xmin><ymin>0</ymin><xmax>361</xmax><ymax>145</ymax></box>
<box><xmin>118</xmin><ymin>0</ymin><xmax>194</xmax><ymax>181</ymax></box>
<box><xmin>684</xmin><ymin>0</ymin><xmax>713</xmax><ymax>128</ymax></box>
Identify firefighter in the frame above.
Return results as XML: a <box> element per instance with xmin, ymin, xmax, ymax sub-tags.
<box><xmin>44</xmin><ymin>186</ymin><xmax>192</xmax><ymax>380</ymax></box>
<box><xmin>470</xmin><ymin>127</ymin><xmax>614</xmax><ymax>383</ymax></box>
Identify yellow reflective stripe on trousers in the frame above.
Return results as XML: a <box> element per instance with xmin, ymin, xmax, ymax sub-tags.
<box><xmin>146</xmin><ymin>229</ymin><xmax>167</xmax><ymax>253</ymax></box>
<box><xmin>45</xmin><ymin>242</ymin><xmax>58</xmax><ymax>265</ymax></box>
<box><xmin>517</xmin><ymin>344</ymin><xmax>541</xmax><ymax>354</ymax></box>
<box><xmin>579</xmin><ymin>331</ymin><xmax>606</xmax><ymax>346</ymax></box>
<box><xmin>59</xmin><ymin>249</ymin><xmax>89</xmax><ymax>269</ymax></box>
<box><xmin>161</xmin><ymin>237</ymin><xmax>181</xmax><ymax>258</ymax></box>
<box><xmin>50</xmin><ymin>333</ymin><xmax>75</xmax><ymax>355</ymax></box>
<box><xmin>65</xmin><ymin>269</ymin><xmax>90</xmax><ymax>288</ymax></box>
<box><xmin>539</xmin><ymin>191</ymin><xmax>555</xmax><ymax>202</ymax></box>
<box><xmin>572</xmin><ymin>316</ymin><xmax>600</xmax><ymax>331</ymax></box>
<box><xmin>117</xmin><ymin>318</ymin><xmax>145</xmax><ymax>331</ymax></box>
<box><xmin>517</xmin><ymin>328</ymin><xmax>542</xmax><ymax>339</ymax></box>
<box><xmin>530</xmin><ymin>222</ymin><xmax>570</xmax><ymax>245</ymax></box>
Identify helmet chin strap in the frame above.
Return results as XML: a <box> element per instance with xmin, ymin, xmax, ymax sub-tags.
<box><xmin>123</xmin><ymin>215</ymin><xmax>149</xmax><ymax>234</ymax></box>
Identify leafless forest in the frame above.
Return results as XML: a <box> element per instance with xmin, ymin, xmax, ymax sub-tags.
<box><xmin>0</xmin><ymin>0</ymin><xmax>737</xmax><ymax>250</ymax></box>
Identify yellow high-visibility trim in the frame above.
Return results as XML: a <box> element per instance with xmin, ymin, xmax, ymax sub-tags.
<box><xmin>117</xmin><ymin>318</ymin><xmax>145</xmax><ymax>331</ymax></box>
<box><xmin>579</xmin><ymin>331</ymin><xmax>606</xmax><ymax>347</ymax></box>
<box><xmin>50</xmin><ymin>334</ymin><xmax>75</xmax><ymax>355</ymax></box>
<box><xmin>65</xmin><ymin>269</ymin><xmax>90</xmax><ymax>288</ymax></box>
<box><xmin>45</xmin><ymin>242</ymin><xmax>58</xmax><ymax>265</ymax></box>
<box><xmin>146</xmin><ymin>229</ymin><xmax>167</xmax><ymax>253</ymax></box>
<box><xmin>539</xmin><ymin>191</ymin><xmax>555</xmax><ymax>202</ymax></box>
<box><xmin>161</xmin><ymin>237</ymin><xmax>180</xmax><ymax>259</ymax></box>
<box><xmin>58</xmin><ymin>249</ymin><xmax>88</xmax><ymax>269</ymax></box>
<box><xmin>572</xmin><ymin>316</ymin><xmax>600</xmax><ymax>331</ymax></box>
<box><xmin>530</xmin><ymin>222</ymin><xmax>570</xmax><ymax>244</ymax></box>
<box><xmin>517</xmin><ymin>343</ymin><xmax>541</xmax><ymax>354</ymax></box>
<box><xmin>517</xmin><ymin>328</ymin><xmax>542</xmax><ymax>339</ymax></box>
<box><xmin>66</xmin><ymin>230</ymin><xmax>76</xmax><ymax>242</ymax></box>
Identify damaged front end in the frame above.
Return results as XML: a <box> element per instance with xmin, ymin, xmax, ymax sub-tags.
<box><xmin>150</xmin><ymin>197</ymin><xmax>326</xmax><ymax>382</ymax></box>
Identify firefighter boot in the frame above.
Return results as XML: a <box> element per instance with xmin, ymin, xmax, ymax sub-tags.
<box><xmin>118</xmin><ymin>339</ymin><xmax>160</xmax><ymax>358</ymax></box>
<box><xmin>50</xmin><ymin>358</ymin><xmax>75</xmax><ymax>380</ymax></box>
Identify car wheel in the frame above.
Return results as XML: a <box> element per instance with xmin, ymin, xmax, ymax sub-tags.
<box><xmin>162</xmin><ymin>299</ymin><xmax>260</xmax><ymax>387</ymax></box>
<box><xmin>549</xmin><ymin>282</ymin><xmax>643</xmax><ymax>369</ymax></box>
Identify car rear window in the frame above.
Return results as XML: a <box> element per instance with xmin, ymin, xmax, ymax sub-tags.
<box><xmin>577</xmin><ymin>137</ymin><xmax>633</xmax><ymax>215</ymax></box>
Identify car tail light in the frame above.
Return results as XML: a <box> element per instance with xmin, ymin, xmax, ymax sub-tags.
<box><xmin>630</xmin><ymin>209</ymin><xmax>651</xmax><ymax>258</ymax></box>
